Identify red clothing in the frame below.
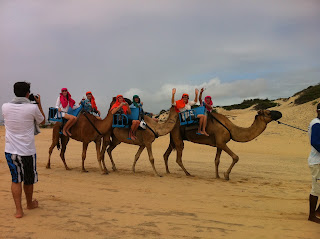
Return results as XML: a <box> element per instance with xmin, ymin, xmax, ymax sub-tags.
<box><xmin>110</xmin><ymin>95</ymin><xmax>128</xmax><ymax>114</ymax></box>
<box><xmin>60</xmin><ymin>88</ymin><xmax>75</xmax><ymax>108</ymax></box>
<box><xmin>86</xmin><ymin>91</ymin><xmax>97</xmax><ymax>110</ymax></box>
<box><xmin>175</xmin><ymin>93</ymin><xmax>189</xmax><ymax>112</ymax></box>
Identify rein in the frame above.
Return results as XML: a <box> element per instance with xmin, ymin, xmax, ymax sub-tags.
<box><xmin>211</xmin><ymin>114</ymin><xmax>233</xmax><ymax>140</ymax></box>
<box><xmin>82</xmin><ymin>111</ymin><xmax>103</xmax><ymax>135</ymax></box>
<box><xmin>276</xmin><ymin>121</ymin><xmax>308</xmax><ymax>133</ymax></box>
<box><xmin>146</xmin><ymin>124</ymin><xmax>159</xmax><ymax>138</ymax></box>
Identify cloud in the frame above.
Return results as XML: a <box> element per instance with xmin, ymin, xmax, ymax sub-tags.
<box><xmin>0</xmin><ymin>0</ymin><xmax>320</xmax><ymax>119</ymax></box>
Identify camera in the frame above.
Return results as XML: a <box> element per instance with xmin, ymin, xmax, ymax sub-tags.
<box><xmin>28</xmin><ymin>93</ymin><xmax>38</xmax><ymax>102</ymax></box>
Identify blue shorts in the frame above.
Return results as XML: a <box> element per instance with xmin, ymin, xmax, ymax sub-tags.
<box><xmin>5</xmin><ymin>153</ymin><xmax>38</xmax><ymax>185</ymax></box>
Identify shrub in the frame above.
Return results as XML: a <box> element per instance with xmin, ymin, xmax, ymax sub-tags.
<box><xmin>294</xmin><ymin>83</ymin><xmax>320</xmax><ymax>105</ymax></box>
<box><xmin>223</xmin><ymin>98</ymin><xmax>277</xmax><ymax>111</ymax></box>
<box><xmin>253</xmin><ymin>101</ymin><xmax>278</xmax><ymax>110</ymax></box>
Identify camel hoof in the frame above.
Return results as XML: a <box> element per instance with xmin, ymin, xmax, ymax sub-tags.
<box><xmin>224</xmin><ymin>172</ymin><xmax>230</xmax><ymax>180</ymax></box>
<box><xmin>101</xmin><ymin>171</ymin><xmax>109</xmax><ymax>175</ymax></box>
<box><xmin>166</xmin><ymin>171</ymin><xmax>171</xmax><ymax>174</ymax></box>
<box><xmin>46</xmin><ymin>165</ymin><xmax>51</xmax><ymax>169</ymax></box>
<box><xmin>82</xmin><ymin>170</ymin><xmax>89</xmax><ymax>173</ymax></box>
<box><xmin>216</xmin><ymin>174</ymin><xmax>220</xmax><ymax>179</ymax></box>
<box><xmin>112</xmin><ymin>167</ymin><xmax>117</xmax><ymax>172</ymax></box>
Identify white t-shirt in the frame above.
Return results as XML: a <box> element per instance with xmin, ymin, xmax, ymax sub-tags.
<box><xmin>172</xmin><ymin>100</ymin><xmax>196</xmax><ymax>112</ymax></box>
<box><xmin>173</xmin><ymin>100</ymin><xmax>196</xmax><ymax>120</ymax></box>
<box><xmin>55</xmin><ymin>96</ymin><xmax>79</xmax><ymax>112</ymax></box>
<box><xmin>2</xmin><ymin>102</ymin><xmax>44</xmax><ymax>155</ymax></box>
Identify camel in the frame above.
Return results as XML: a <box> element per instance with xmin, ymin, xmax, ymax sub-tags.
<box><xmin>163</xmin><ymin>109</ymin><xmax>282</xmax><ymax>180</ymax></box>
<box><xmin>46</xmin><ymin>111</ymin><xmax>113</xmax><ymax>174</ymax></box>
<box><xmin>104</xmin><ymin>106</ymin><xmax>178</xmax><ymax>176</ymax></box>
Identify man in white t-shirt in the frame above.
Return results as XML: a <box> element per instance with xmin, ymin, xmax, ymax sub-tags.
<box><xmin>2</xmin><ymin>82</ymin><xmax>45</xmax><ymax>218</ymax></box>
<box><xmin>307</xmin><ymin>103</ymin><xmax>320</xmax><ymax>223</ymax></box>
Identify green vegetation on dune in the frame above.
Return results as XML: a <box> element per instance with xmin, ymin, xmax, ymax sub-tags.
<box><xmin>223</xmin><ymin>99</ymin><xmax>278</xmax><ymax>111</ymax></box>
<box><xmin>222</xmin><ymin>83</ymin><xmax>320</xmax><ymax>110</ymax></box>
<box><xmin>294</xmin><ymin>83</ymin><xmax>320</xmax><ymax>105</ymax></box>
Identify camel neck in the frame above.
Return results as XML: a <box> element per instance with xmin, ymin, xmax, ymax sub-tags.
<box><xmin>229</xmin><ymin>116</ymin><xmax>267</xmax><ymax>142</ymax></box>
<box><xmin>144</xmin><ymin>108</ymin><xmax>178</xmax><ymax>136</ymax></box>
<box><xmin>95</xmin><ymin>112</ymin><xmax>113</xmax><ymax>135</ymax></box>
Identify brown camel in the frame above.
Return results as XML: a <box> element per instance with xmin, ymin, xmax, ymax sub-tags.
<box><xmin>46</xmin><ymin>111</ymin><xmax>113</xmax><ymax>174</ymax></box>
<box><xmin>163</xmin><ymin>109</ymin><xmax>282</xmax><ymax>180</ymax></box>
<box><xmin>104</xmin><ymin>106</ymin><xmax>178</xmax><ymax>176</ymax></box>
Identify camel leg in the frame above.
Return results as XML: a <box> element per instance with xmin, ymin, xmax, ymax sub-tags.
<box><xmin>220</xmin><ymin>144</ymin><xmax>239</xmax><ymax>180</ymax></box>
<box><xmin>132</xmin><ymin>146</ymin><xmax>145</xmax><ymax>173</ymax></box>
<box><xmin>145</xmin><ymin>144</ymin><xmax>161</xmax><ymax>177</ymax></box>
<box><xmin>100</xmin><ymin>137</ymin><xmax>110</xmax><ymax>173</ymax></box>
<box><xmin>176</xmin><ymin>148</ymin><xmax>192</xmax><ymax>176</ymax></box>
<box><xmin>46</xmin><ymin>124</ymin><xmax>61</xmax><ymax>169</ymax></box>
<box><xmin>60</xmin><ymin>136</ymin><xmax>70</xmax><ymax>170</ymax></box>
<box><xmin>107</xmin><ymin>139</ymin><xmax>121</xmax><ymax>172</ymax></box>
<box><xmin>163</xmin><ymin>144</ymin><xmax>173</xmax><ymax>174</ymax></box>
<box><xmin>100</xmin><ymin>136</ymin><xmax>111</xmax><ymax>169</ymax></box>
<box><xmin>214</xmin><ymin>148</ymin><xmax>222</xmax><ymax>179</ymax></box>
<box><xmin>95</xmin><ymin>139</ymin><xmax>109</xmax><ymax>175</ymax></box>
<box><xmin>81</xmin><ymin>142</ymin><xmax>89</xmax><ymax>172</ymax></box>
<box><xmin>47</xmin><ymin>137</ymin><xmax>59</xmax><ymax>169</ymax></box>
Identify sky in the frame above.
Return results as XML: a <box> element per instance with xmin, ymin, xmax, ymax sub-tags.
<box><xmin>1</xmin><ymin>0</ymin><xmax>320</xmax><ymax>120</ymax></box>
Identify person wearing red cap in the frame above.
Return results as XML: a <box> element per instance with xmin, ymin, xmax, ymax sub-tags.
<box><xmin>110</xmin><ymin>95</ymin><xmax>140</xmax><ymax>140</ymax></box>
<box><xmin>81</xmin><ymin>91</ymin><xmax>101</xmax><ymax>119</ymax></box>
<box><xmin>55</xmin><ymin>88</ymin><xmax>79</xmax><ymax>136</ymax></box>
<box><xmin>171</xmin><ymin>88</ymin><xmax>208</xmax><ymax>136</ymax></box>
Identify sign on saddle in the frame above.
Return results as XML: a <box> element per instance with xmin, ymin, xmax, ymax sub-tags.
<box><xmin>112</xmin><ymin>107</ymin><xmax>140</xmax><ymax>128</ymax></box>
<box><xmin>179</xmin><ymin>106</ymin><xmax>205</xmax><ymax>126</ymax></box>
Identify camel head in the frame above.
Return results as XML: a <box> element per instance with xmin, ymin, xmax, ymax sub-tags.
<box><xmin>256</xmin><ymin>110</ymin><xmax>282</xmax><ymax>123</ymax></box>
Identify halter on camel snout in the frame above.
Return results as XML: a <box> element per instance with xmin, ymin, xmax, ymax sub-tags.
<box><xmin>257</xmin><ymin>110</ymin><xmax>282</xmax><ymax>121</ymax></box>
<box><xmin>270</xmin><ymin>111</ymin><xmax>282</xmax><ymax>121</ymax></box>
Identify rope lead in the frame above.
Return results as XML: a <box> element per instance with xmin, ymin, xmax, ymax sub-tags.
<box><xmin>277</xmin><ymin>121</ymin><xmax>308</xmax><ymax>133</ymax></box>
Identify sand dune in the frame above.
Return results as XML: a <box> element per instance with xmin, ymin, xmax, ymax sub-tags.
<box><xmin>0</xmin><ymin>97</ymin><xmax>319</xmax><ymax>238</ymax></box>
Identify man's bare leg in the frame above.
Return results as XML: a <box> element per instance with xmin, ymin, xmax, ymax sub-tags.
<box><xmin>24</xmin><ymin>184</ymin><xmax>38</xmax><ymax>210</ymax></box>
<box><xmin>11</xmin><ymin>182</ymin><xmax>23</xmax><ymax>218</ymax></box>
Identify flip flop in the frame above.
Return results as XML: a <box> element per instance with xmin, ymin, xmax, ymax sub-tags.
<box><xmin>196</xmin><ymin>132</ymin><xmax>203</xmax><ymax>135</ymax></box>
